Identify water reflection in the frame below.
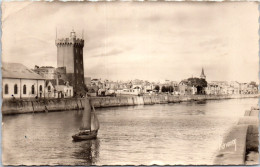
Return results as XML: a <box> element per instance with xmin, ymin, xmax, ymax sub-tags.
<box><xmin>72</xmin><ymin>139</ymin><xmax>100</xmax><ymax>165</ymax></box>
<box><xmin>196</xmin><ymin>100</ymin><xmax>207</xmax><ymax>105</ymax></box>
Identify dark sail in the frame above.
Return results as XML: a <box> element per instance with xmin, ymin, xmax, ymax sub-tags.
<box><xmin>91</xmin><ymin>112</ymin><xmax>100</xmax><ymax>131</ymax></box>
<box><xmin>79</xmin><ymin>97</ymin><xmax>91</xmax><ymax>131</ymax></box>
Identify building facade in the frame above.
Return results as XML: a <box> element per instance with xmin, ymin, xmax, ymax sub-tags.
<box><xmin>2</xmin><ymin>63</ymin><xmax>45</xmax><ymax>99</ymax></box>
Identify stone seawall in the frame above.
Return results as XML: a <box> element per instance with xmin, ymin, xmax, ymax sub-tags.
<box><xmin>90</xmin><ymin>94</ymin><xmax>259</xmax><ymax>108</ymax></box>
<box><xmin>214</xmin><ymin>106</ymin><xmax>259</xmax><ymax>165</ymax></box>
<box><xmin>2</xmin><ymin>98</ymin><xmax>85</xmax><ymax>115</ymax></box>
<box><xmin>2</xmin><ymin>94</ymin><xmax>259</xmax><ymax>115</ymax></box>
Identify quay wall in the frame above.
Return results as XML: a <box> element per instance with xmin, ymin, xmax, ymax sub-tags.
<box><xmin>2</xmin><ymin>94</ymin><xmax>259</xmax><ymax>115</ymax></box>
<box><xmin>89</xmin><ymin>94</ymin><xmax>259</xmax><ymax>108</ymax></box>
<box><xmin>2</xmin><ymin>98</ymin><xmax>85</xmax><ymax>115</ymax></box>
<box><xmin>214</xmin><ymin>106</ymin><xmax>259</xmax><ymax>165</ymax></box>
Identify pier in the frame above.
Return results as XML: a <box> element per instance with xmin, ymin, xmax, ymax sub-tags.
<box><xmin>214</xmin><ymin>106</ymin><xmax>259</xmax><ymax>165</ymax></box>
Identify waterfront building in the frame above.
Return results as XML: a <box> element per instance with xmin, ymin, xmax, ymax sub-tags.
<box><xmin>91</xmin><ymin>78</ymin><xmax>104</xmax><ymax>89</ymax></box>
<box><xmin>132</xmin><ymin>85</ymin><xmax>143</xmax><ymax>94</ymax></box>
<box><xmin>104</xmin><ymin>80</ymin><xmax>118</xmax><ymax>90</ymax></box>
<box><xmin>45</xmin><ymin>79</ymin><xmax>74</xmax><ymax>98</ymax></box>
<box><xmin>241</xmin><ymin>82</ymin><xmax>258</xmax><ymax>94</ymax></box>
<box><xmin>55</xmin><ymin>30</ymin><xmax>85</xmax><ymax>96</ymax></box>
<box><xmin>210</xmin><ymin>81</ymin><xmax>229</xmax><ymax>95</ymax></box>
<box><xmin>229</xmin><ymin>81</ymin><xmax>241</xmax><ymax>94</ymax></box>
<box><xmin>55</xmin><ymin>83</ymin><xmax>74</xmax><ymax>98</ymax></box>
<box><xmin>205</xmin><ymin>82</ymin><xmax>221</xmax><ymax>95</ymax></box>
<box><xmin>179</xmin><ymin>80</ymin><xmax>197</xmax><ymax>95</ymax></box>
<box><xmin>2</xmin><ymin>62</ymin><xmax>45</xmax><ymax>99</ymax></box>
<box><xmin>143</xmin><ymin>84</ymin><xmax>154</xmax><ymax>93</ymax></box>
<box><xmin>33</xmin><ymin>66</ymin><xmax>56</xmax><ymax>79</ymax></box>
<box><xmin>115</xmin><ymin>88</ymin><xmax>141</xmax><ymax>96</ymax></box>
<box><xmin>45</xmin><ymin>80</ymin><xmax>56</xmax><ymax>98</ymax></box>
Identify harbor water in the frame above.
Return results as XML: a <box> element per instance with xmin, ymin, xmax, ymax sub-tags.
<box><xmin>2</xmin><ymin>98</ymin><xmax>258</xmax><ymax>165</ymax></box>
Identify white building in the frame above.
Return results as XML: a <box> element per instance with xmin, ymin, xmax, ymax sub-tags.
<box><xmin>55</xmin><ymin>84</ymin><xmax>73</xmax><ymax>98</ymax></box>
<box><xmin>45</xmin><ymin>80</ymin><xmax>57</xmax><ymax>98</ymax></box>
<box><xmin>45</xmin><ymin>79</ymin><xmax>74</xmax><ymax>98</ymax></box>
<box><xmin>2</xmin><ymin>63</ymin><xmax>45</xmax><ymax>99</ymax></box>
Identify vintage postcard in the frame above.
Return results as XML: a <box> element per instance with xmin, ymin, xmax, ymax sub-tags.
<box><xmin>1</xmin><ymin>1</ymin><xmax>259</xmax><ymax>166</ymax></box>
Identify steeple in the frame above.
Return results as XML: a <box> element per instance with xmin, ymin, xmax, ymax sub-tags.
<box><xmin>200</xmin><ymin>68</ymin><xmax>206</xmax><ymax>80</ymax></box>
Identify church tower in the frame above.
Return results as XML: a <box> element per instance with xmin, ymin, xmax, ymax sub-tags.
<box><xmin>55</xmin><ymin>30</ymin><xmax>85</xmax><ymax>96</ymax></box>
<box><xmin>200</xmin><ymin>68</ymin><xmax>206</xmax><ymax>80</ymax></box>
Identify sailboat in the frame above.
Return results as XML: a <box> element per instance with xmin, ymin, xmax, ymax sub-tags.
<box><xmin>72</xmin><ymin>98</ymin><xmax>100</xmax><ymax>141</ymax></box>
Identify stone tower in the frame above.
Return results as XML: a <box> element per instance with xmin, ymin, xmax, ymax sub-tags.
<box><xmin>200</xmin><ymin>68</ymin><xmax>206</xmax><ymax>80</ymax></box>
<box><xmin>55</xmin><ymin>30</ymin><xmax>85</xmax><ymax>96</ymax></box>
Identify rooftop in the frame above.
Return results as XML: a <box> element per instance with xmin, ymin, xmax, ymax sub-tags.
<box><xmin>2</xmin><ymin>62</ymin><xmax>44</xmax><ymax>80</ymax></box>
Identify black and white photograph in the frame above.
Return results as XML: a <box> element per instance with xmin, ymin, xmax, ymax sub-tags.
<box><xmin>1</xmin><ymin>1</ymin><xmax>259</xmax><ymax>165</ymax></box>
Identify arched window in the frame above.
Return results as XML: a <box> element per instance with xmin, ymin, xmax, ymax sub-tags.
<box><xmin>31</xmin><ymin>85</ymin><xmax>35</xmax><ymax>94</ymax></box>
<box><xmin>48</xmin><ymin>86</ymin><xmax>51</xmax><ymax>92</ymax></box>
<box><xmin>23</xmin><ymin>85</ymin><xmax>26</xmax><ymax>94</ymax></box>
<box><xmin>39</xmin><ymin>85</ymin><xmax>43</xmax><ymax>92</ymax></box>
<box><xmin>14</xmin><ymin>84</ymin><xmax>18</xmax><ymax>94</ymax></box>
<box><xmin>4</xmin><ymin>84</ymin><xmax>8</xmax><ymax>94</ymax></box>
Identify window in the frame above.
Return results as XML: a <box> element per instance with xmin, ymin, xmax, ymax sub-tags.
<box><xmin>39</xmin><ymin>85</ymin><xmax>43</xmax><ymax>92</ymax></box>
<box><xmin>4</xmin><ymin>84</ymin><xmax>8</xmax><ymax>94</ymax></box>
<box><xmin>14</xmin><ymin>84</ymin><xmax>18</xmax><ymax>94</ymax></box>
<box><xmin>31</xmin><ymin>85</ymin><xmax>35</xmax><ymax>94</ymax></box>
<box><xmin>23</xmin><ymin>85</ymin><xmax>26</xmax><ymax>94</ymax></box>
<box><xmin>48</xmin><ymin>86</ymin><xmax>51</xmax><ymax>92</ymax></box>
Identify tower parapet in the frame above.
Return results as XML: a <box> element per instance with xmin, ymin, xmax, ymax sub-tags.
<box><xmin>55</xmin><ymin>38</ymin><xmax>84</xmax><ymax>47</ymax></box>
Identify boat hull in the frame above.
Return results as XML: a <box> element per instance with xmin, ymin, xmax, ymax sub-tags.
<box><xmin>72</xmin><ymin>130</ymin><xmax>98</xmax><ymax>141</ymax></box>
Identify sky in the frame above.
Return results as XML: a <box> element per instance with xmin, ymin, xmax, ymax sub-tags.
<box><xmin>2</xmin><ymin>2</ymin><xmax>259</xmax><ymax>83</ymax></box>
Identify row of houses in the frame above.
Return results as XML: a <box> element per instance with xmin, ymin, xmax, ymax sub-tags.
<box><xmin>205</xmin><ymin>81</ymin><xmax>258</xmax><ymax>95</ymax></box>
<box><xmin>86</xmin><ymin>77</ymin><xmax>258</xmax><ymax>96</ymax></box>
<box><xmin>2</xmin><ymin>63</ymin><xmax>74</xmax><ymax>99</ymax></box>
<box><xmin>3</xmin><ymin>63</ymin><xmax>258</xmax><ymax>99</ymax></box>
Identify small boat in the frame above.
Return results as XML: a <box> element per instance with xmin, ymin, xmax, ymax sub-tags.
<box><xmin>72</xmin><ymin>130</ymin><xmax>98</xmax><ymax>141</ymax></box>
<box><xmin>72</xmin><ymin>98</ymin><xmax>100</xmax><ymax>141</ymax></box>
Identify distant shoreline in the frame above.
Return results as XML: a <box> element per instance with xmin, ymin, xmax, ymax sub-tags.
<box><xmin>2</xmin><ymin>94</ymin><xmax>259</xmax><ymax>115</ymax></box>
